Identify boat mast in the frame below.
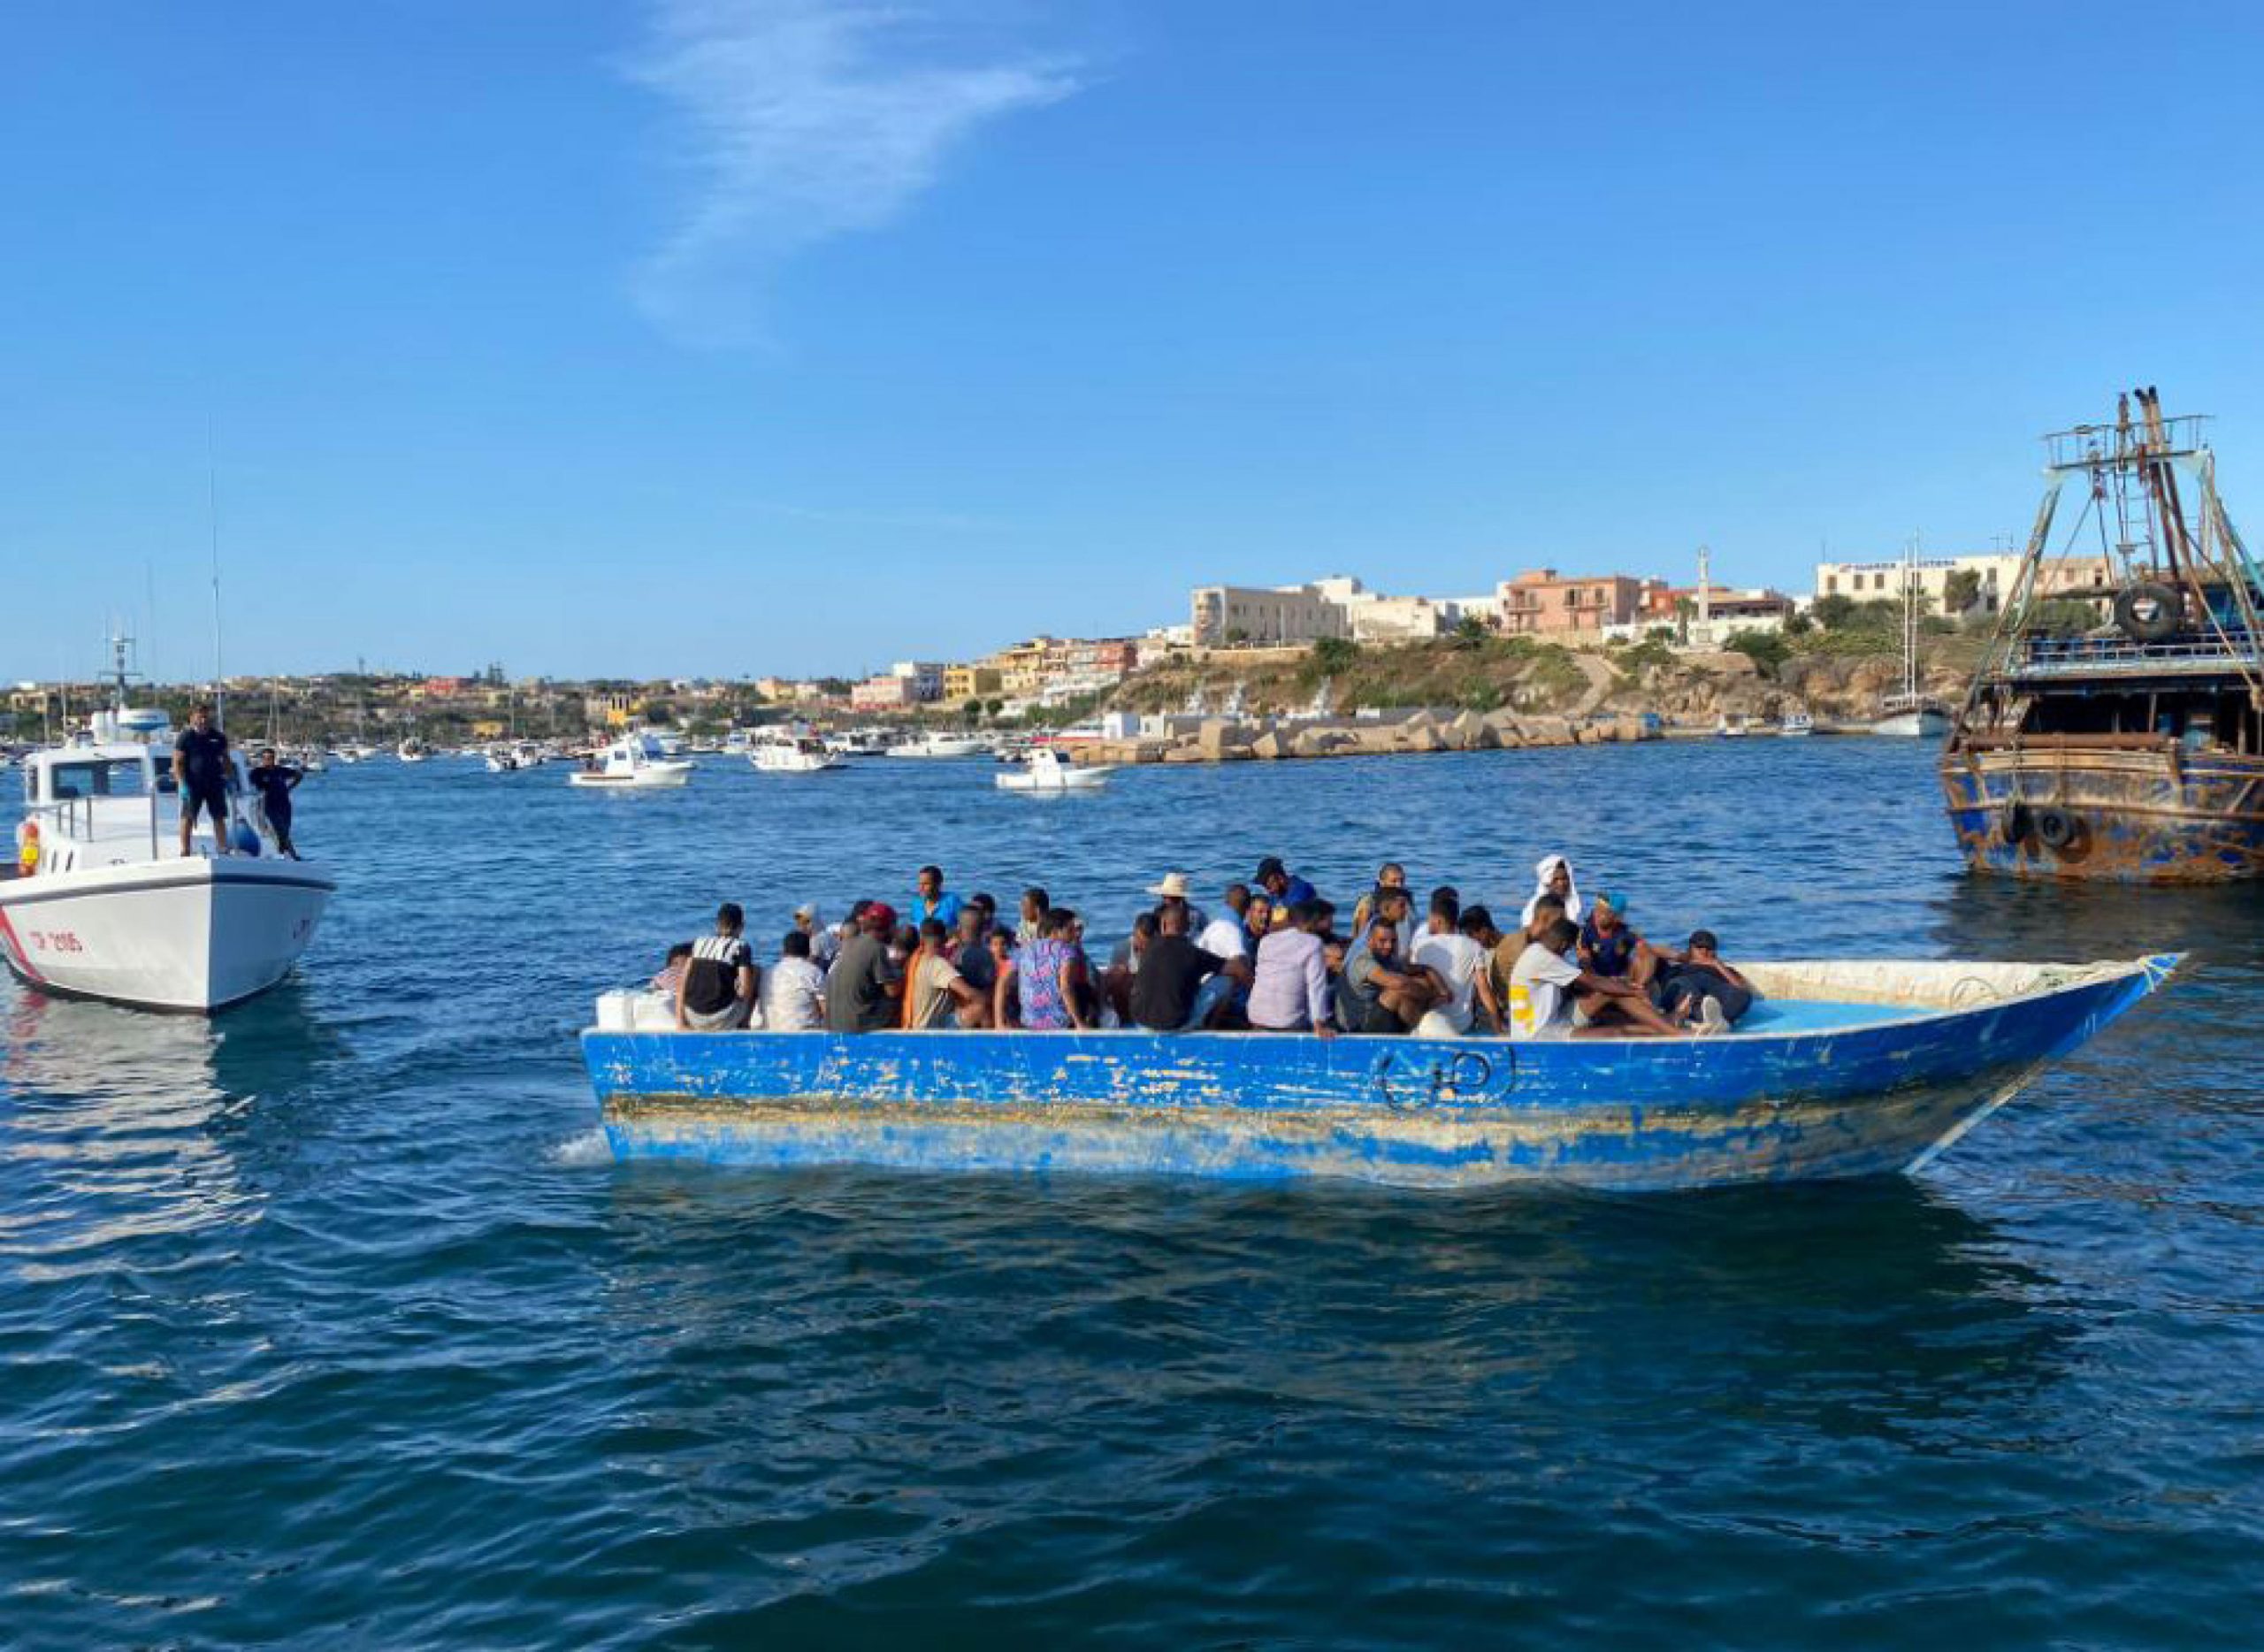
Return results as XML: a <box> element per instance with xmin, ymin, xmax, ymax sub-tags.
<box><xmin>207</xmin><ymin>426</ymin><xmax>226</xmax><ymax>731</ymax></box>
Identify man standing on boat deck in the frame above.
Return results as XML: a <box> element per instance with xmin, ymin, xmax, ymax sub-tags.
<box><xmin>173</xmin><ymin>703</ymin><xmax>233</xmax><ymax>859</ymax></box>
<box><xmin>826</xmin><ymin>903</ymin><xmax>904</xmax><ymax>1033</ymax></box>
<box><xmin>909</xmin><ymin>866</ymin><xmax>962</xmax><ymax>933</ymax></box>
<box><xmin>247</xmin><ymin>747</ymin><xmax>305</xmax><ymax>860</ymax></box>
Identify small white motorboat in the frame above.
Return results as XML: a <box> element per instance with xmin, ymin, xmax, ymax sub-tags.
<box><xmin>397</xmin><ymin>739</ymin><xmax>430</xmax><ymax>763</ymax></box>
<box><xmin>996</xmin><ymin>747</ymin><xmax>1114</xmax><ymax>792</ymax></box>
<box><xmin>569</xmin><ymin>735</ymin><xmax>695</xmax><ymax>790</ymax></box>
<box><xmin>2</xmin><ymin>723</ymin><xmax>333</xmax><ymax>1012</ymax></box>
<box><xmin>752</xmin><ymin>736</ymin><xmax>845</xmax><ymax>774</ymax></box>
<box><xmin>826</xmin><ymin>729</ymin><xmax>894</xmax><ymax>758</ymax></box>
<box><xmin>1779</xmin><ymin>708</ymin><xmax>1815</xmax><ymax>738</ymax></box>
<box><xmin>890</xmin><ymin>733</ymin><xmax>986</xmax><ymax>760</ymax></box>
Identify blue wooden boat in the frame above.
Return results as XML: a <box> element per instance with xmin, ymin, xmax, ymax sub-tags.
<box><xmin>579</xmin><ymin>956</ymin><xmax>2176</xmax><ymax>1191</ymax></box>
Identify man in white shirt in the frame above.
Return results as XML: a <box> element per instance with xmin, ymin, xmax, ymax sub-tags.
<box><xmin>1196</xmin><ymin>908</ymin><xmax>1247</xmax><ymax>964</ymax></box>
<box><xmin>1406</xmin><ymin>891</ymin><xmax>1502</xmax><ymax>1036</ymax></box>
<box><xmin>1510</xmin><ymin>917</ymin><xmax>1687</xmax><ymax>1039</ymax></box>
<box><xmin>760</xmin><ymin>929</ymin><xmax>827</xmax><ymax>1030</ymax></box>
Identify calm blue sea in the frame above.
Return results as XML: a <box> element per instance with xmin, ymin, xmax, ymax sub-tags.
<box><xmin>4</xmin><ymin>740</ymin><xmax>2261</xmax><ymax>1648</ymax></box>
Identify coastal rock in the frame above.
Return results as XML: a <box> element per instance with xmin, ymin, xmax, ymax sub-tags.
<box><xmin>1250</xmin><ymin>730</ymin><xmax>1286</xmax><ymax>761</ymax></box>
<box><xmin>1197</xmin><ymin>719</ymin><xmax>1254</xmax><ymax>761</ymax></box>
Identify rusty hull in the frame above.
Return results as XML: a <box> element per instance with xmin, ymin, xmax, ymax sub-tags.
<box><xmin>1939</xmin><ymin>744</ymin><xmax>2264</xmax><ymax>882</ymax></box>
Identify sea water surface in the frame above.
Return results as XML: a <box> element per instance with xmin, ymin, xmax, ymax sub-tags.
<box><xmin>4</xmin><ymin>740</ymin><xmax>2261</xmax><ymax>1648</ymax></box>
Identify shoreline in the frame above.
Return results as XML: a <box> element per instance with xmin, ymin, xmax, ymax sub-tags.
<box><xmin>1075</xmin><ymin>709</ymin><xmax>1890</xmax><ymax>767</ymax></box>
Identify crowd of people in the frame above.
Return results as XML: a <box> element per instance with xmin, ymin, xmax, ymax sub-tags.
<box><xmin>652</xmin><ymin>853</ymin><xmax>1755</xmax><ymax>1043</ymax></box>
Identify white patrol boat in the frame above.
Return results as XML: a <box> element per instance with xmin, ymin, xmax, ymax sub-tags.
<box><xmin>750</xmin><ymin>732</ymin><xmax>845</xmax><ymax>774</ymax></box>
<box><xmin>569</xmin><ymin>734</ymin><xmax>695</xmax><ymax>789</ymax></box>
<box><xmin>2</xmin><ymin>713</ymin><xmax>333</xmax><ymax>1013</ymax></box>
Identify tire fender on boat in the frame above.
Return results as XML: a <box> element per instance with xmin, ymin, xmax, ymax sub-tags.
<box><xmin>2034</xmin><ymin>807</ymin><xmax>2084</xmax><ymax>853</ymax></box>
<box><xmin>1999</xmin><ymin>802</ymin><xmax>2031</xmax><ymax>845</ymax></box>
<box><xmin>2113</xmin><ymin>580</ymin><xmax>2182</xmax><ymax>643</ymax></box>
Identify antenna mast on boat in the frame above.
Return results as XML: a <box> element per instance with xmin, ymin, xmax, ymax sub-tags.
<box><xmin>207</xmin><ymin>421</ymin><xmax>226</xmax><ymax>730</ymax></box>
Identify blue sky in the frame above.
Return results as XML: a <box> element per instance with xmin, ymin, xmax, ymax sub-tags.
<box><xmin>7</xmin><ymin>0</ymin><xmax>2264</xmax><ymax>682</ymax></box>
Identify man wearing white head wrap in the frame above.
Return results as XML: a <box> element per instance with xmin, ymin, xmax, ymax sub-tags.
<box><xmin>1519</xmin><ymin>854</ymin><xmax>1584</xmax><ymax>929</ymax></box>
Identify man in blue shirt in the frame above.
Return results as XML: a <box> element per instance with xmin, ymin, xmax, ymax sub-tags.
<box><xmin>1254</xmin><ymin>855</ymin><xmax>1317</xmax><ymax>910</ymax></box>
<box><xmin>910</xmin><ymin>864</ymin><xmax>963</xmax><ymax>933</ymax></box>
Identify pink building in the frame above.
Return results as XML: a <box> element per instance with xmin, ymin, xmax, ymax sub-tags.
<box><xmin>1496</xmin><ymin>570</ymin><xmax>1645</xmax><ymax>636</ymax></box>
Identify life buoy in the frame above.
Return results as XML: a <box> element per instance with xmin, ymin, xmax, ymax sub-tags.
<box><xmin>1999</xmin><ymin>802</ymin><xmax>2031</xmax><ymax>845</ymax></box>
<box><xmin>2113</xmin><ymin>581</ymin><xmax>2182</xmax><ymax>643</ymax></box>
<box><xmin>2035</xmin><ymin>807</ymin><xmax>2083</xmax><ymax>851</ymax></box>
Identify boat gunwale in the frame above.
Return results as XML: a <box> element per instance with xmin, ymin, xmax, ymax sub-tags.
<box><xmin>582</xmin><ymin>953</ymin><xmax>2176</xmax><ymax>1053</ymax></box>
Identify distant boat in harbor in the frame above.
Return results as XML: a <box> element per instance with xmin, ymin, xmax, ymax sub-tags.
<box><xmin>890</xmin><ymin>733</ymin><xmax>986</xmax><ymax>760</ymax></box>
<box><xmin>996</xmin><ymin>747</ymin><xmax>1113</xmax><ymax>792</ymax></box>
<box><xmin>1873</xmin><ymin>536</ymin><xmax>1953</xmax><ymax>738</ymax></box>
<box><xmin>569</xmin><ymin>734</ymin><xmax>693</xmax><ymax>790</ymax></box>
<box><xmin>751</xmin><ymin>734</ymin><xmax>844</xmax><ymax>774</ymax></box>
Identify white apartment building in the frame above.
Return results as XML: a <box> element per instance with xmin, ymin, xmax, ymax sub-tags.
<box><xmin>1190</xmin><ymin>575</ymin><xmax>1504</xmax><ymax>647</ymax></box>
<box><xmin>1189</xmin><ymin>584</ymin><xmax>1350</xmax><ymax>646</ymax></box>
<box><xmin>888</xmin><ymin>660</ymin><xmax>945</xmax><ymax>701</ymax></box>
<box><xmin>1814</xmin><ymin>553</ymin><xmax>2114</xmax><ymax>616</ymax></box>
<box><xmin>1814</xmin><ymin>554</ymin><xmax>2021</xmax><ymax>615</ymax></box>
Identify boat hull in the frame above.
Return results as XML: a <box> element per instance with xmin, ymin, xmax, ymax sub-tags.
<box><xmin>0</xmin><ymin>859</ymin><xmax>333</xmax><ymax>1012</ymax></box>
<box><xmin>569</xmin><ymin>768</ymin><xmax>692</xmax><ymax>789</ymax></box>
<box><xmin>1875</xmin><ymin>708</ymin><xmax>1951</xmax><ymax>738</ymax></box>
<box><xmin>582</xmin><ymin>957</ymin><xmax>2170</xmax><ymax>1191</ymax></box>
<box><xmin>1940</xmin><ymin>746</ymin><xmax>2264</xmax><ymax>882</ymax></box>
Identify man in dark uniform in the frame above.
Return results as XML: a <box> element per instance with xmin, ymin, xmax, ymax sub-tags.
<box><xmin>247</xmin><ymin>746</ymin><xmax>305</xmax><ymax>860</ymax></box>
<box><xmin>173</xmin><ymin>703</ymin><xmax>233</xmax><ymax>857</ymax></box>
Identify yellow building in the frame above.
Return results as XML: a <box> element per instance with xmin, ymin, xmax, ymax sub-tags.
<box><xmin>986</xmin><ymin>639</ymin><xmax>1055</xmax><ymax>695</ymax></box>
<box><xmin>944</xmin><ymin>664</ymin><xmax>1005</xmax><ymax>702</ymax></box>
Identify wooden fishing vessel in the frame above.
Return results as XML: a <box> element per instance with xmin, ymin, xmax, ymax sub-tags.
<box><xmin>1941</xmin><ymin>388</ymin><xmax>2264</xmax><ymax>880</ymax></box>
<box><xmin>581</xmin><ymin>955</ymin><xmax>2173</xmax><ymax>1191</ymax></box>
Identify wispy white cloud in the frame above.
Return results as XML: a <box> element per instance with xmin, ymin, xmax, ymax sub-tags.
<box><xmin>627</xmin><ymin>0</ymin><xmax>1080</xmax><ymax>345</ymax></box>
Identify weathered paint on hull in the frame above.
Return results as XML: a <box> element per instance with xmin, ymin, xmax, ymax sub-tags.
<box><xmin>583</xmin><ymin>960</ymin><xmax>2169</xmax><ymax>1191</ymax></box>
<box><xmin>1939</xmin><ymin>748</ymin><xmax>2264</xmax><ymax>883</ymax></box>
